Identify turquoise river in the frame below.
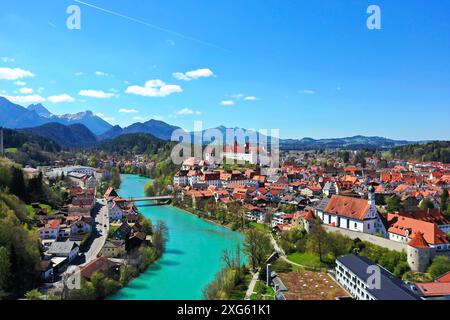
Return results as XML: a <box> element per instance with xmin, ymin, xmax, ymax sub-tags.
<box><xmin>110</xmin><ymin>174</ymin><xmax>245</xmax><ymax>300</ymax></box>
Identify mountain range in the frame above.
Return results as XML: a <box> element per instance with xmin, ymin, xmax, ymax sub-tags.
<box><xmin>19</xmin><ymin>123</ymin><xmax>98</xmax><ymax>147</ymax></box>
<box><xmin>0</xmin><ymin>97</ymin><xmax>112</xmax><ymax>135</ymax></box>
<box><xmin>0</xmin><ymin>96</ymin><xmax>424</xmax><ymax>150</ymax></box>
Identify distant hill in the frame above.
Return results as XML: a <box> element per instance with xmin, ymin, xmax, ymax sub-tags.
<box><xmin>279</xmin><ymin>135</ymin><xmax>418</xmax><ymax>150</ymax></box>
<box><xmin>2</xmin><ymin>127</ymin><xmax>61</xmax><ymax>152</ymax></box>
<box><xmin>99</xmin><ymin>119</ymin><xmax>183</xmax><ymax>141</ymax></box>
<box><xmin>390</xmin><ymin>141</ymin><xmax>450</xmax><ymax>163</ymax></box>
<box><xmin>1</xmin><ymin>127</ymin><xmax>61</xmax><ymax>166</ymax></box>
<box><xmin>191</xmin><ymin>126</ymin><xmax>418</xmax><ymax>150</ymax></box>
<box><xmin>0</xmin><ymin>96</ymin><xmax>112</xmax><ymax>135</ymax></box>
<box><xmin>95</xmin><ymin>132</ymin><xmax>171</xmax><ymax>155</ymax></box>
<box><xmin>20</xmin><ymin>123</ymin><xmax>98</xmax><ymax>147</ymax></box>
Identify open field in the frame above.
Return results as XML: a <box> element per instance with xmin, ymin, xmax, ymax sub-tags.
<box><xmin>278</xmin><ymin>270</ymin><xmax>349</xmax><ymax>300</ymax></box>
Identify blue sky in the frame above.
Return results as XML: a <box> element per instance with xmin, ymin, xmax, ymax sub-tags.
<box><xmin>0</xmin><ymin>0</ymin><xmax>449</xmax><ymax>140</ymax></box>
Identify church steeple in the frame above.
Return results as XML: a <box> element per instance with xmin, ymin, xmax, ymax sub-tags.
<box><xmin>368</xmin><ymin>185</ymin><xmax>376</xmax><ymax>206</ymax></box>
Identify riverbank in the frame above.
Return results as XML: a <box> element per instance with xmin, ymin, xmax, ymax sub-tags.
<box><xmin>110</xmin><ymin>174</ymin><xmax>245</xmax><ymax>300</ymax></box>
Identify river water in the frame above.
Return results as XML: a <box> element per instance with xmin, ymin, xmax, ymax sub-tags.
<box><xmin>110</xmin><ymin>174</ymin><xmax>245</xmax><ymax>300</ymax></box>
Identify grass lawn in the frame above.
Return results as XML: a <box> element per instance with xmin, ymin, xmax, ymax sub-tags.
<box><xmin>287</xmin><ymin>252</ymin><xmax>328</xmax><ymax>269</ymax></box>
<box><xmin>249</xmin><ymin>222</ymin><xmax>271</xmax><ymax>233</ymax></box>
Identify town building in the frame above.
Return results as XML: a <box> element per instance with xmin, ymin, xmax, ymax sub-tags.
<box><xmin>335</xmin><ymin>254</ymin><xmax>420</xmax><ymax>300</ymax></box>
<box><xmin>315</xmin><ymin>191</ymin><xmax>386</xmax><ymax>235</ymax></box>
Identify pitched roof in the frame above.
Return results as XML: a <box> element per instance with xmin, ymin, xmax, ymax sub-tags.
<box><xmin>323</xmin><ymin>195</ymin><xmax>370</xmax><ymax>221</ymax></box>
<box><xmin>408</xmin><ymin>232</ymin><xmax>429</xmax><ymax>249</ymax></box>
<box><xmin>436</xmin><ymin>271</ymin><xmax>450</xmax><ymax>283</ymax></box>
<box><xmin>80</xmin><ymin>257</ymin><xmax>116</xmax><ymax>280</ymax></box>
<box><xmin>387</xmin><ymin>213</ymin><xmax>449</xmax><ymax>246</ymax></box>
<box><xmin>416</xmin><ymin>282</ymin><xmax>450</xmax><ymax>297</ymax></box>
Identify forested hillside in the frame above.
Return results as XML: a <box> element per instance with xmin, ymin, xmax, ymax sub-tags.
<box><xmin>390</xmin><ymin>141</ymin><xmax>450</xmax><ymax>163</ymax></box>
<box><xmin>0</xmin><ymin>158</ymin><xmax>42</xmax><ymax>299</ymax></box>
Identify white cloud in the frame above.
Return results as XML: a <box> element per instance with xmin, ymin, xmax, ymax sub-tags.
<box><xmin>300</xmin><ymin>89</ymin><xmax>316</xmax><ymax>95</ymax></box>
<box><xmin>19</xmin><ymin>87</ymin><xmax>33</xmax><ymax>94</ymax></box>
<box><xmin>1</xmin><ymin>57</ymin><xmax>15</xmax><ymax>63</ymax></box>
<box><xmin>166</xmin><ymin>40</ymin><xmax>176</xmax><ymax>46</ymax></box>
<box><xmin>0</xmin><ymin>67</ymin><xmax>34</xmax><ymax>80</ymax></box>
<box><xmin>176</xmin><ymin>108</ymin><xmax>201</xmax><ymax>115</ymax></box>
<box><xmin>126</xmin><ymin>79</ymin><xmax>182</xmax><ymax>97</ymax></box>
<box><xmin>119</xmin><ymin>108</ymin><xmax>138</xmax><ymax>113</ymax></box>
<box><xmin>47</xmin><ymin>94</ymin><xmax>75</xmax><ymax>103</ymax></box>
<box><xmin>173</xmin><ymin>68</ymin><xmax>214</xmax><ymax>81</ymax></box>
<box><xmin>95</xmin><ymin>113</ymin><xmax>105</xmax><ymax>117</ymax></box>
<box><xmin>14</xmin><ymin>81</ymin><xmax>26</xmax><ymax>86</ymax></box>
<box><xmin>74</xmin><ymin>72</ymin><xmax>84</xmax><ymax>76</ymax></box>
<box><xmin>4</xmin><ymin>94</ymin><xmax>45</xmax><ymax>104</ymax></box>
<box><xmin>132</xmin><ymin>116</ymin><xmax>145</xmax><ymax>121</ymax></box>
<box><xmin>79</xmin><ymin>90</ymin><xmax>116</xmax><ymax>99</ymax></box>
<box><xmin>95</xmin><ymin>71</ymin><xmax>109</xmax><ymax>76</ymax></box>
<box><xmin>221</xmin><ymin>100</ymin><xmax>235</xmax><ymax>106</ymax></box>
<box><xmin>244</xmin><ymin>96</ymin><xmax>258</xmax><ymax>101</ymax></box>
<box><xmin>229</xmin><ymin>93</ymin><xmax>245</xmax><ymax>99</ymax></box>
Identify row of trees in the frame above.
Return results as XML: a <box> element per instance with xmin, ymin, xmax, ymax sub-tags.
<box><xmin>280</xmin><ymin>223</ymin><xmax>411</xmax><ymax>277</ymax></box>
<box><xmin>202</xmin><ymin>229</ymin><xmax>273</xmax><ymax>300</ymax></box>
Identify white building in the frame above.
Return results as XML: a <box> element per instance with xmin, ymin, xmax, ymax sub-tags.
<box><xmin>335</xmin><ymin>254</ymin><xmax>420</xmax><ymax>300</ymax></box>
<box><xmin>315</xmin><ymin>192</ymin><xmax>386</xmax><ymax>235</ymax></box>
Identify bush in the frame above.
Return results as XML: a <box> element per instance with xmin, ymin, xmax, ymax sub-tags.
<box><xmin>428</xmin><ymin>256</ymin><xmax>450</xmax><ymax>280</ymax></box>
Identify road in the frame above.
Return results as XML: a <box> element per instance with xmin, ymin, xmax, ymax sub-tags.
<box><xmin>39</xmin><ymin>199</ymin><xmax>109</xmax><ymax>296</ymax></box>
<box><xmin>83</xmin><ymin>199</ymin><xmax>109</xmax><ymax>264</ymax></box>
<box><xmin>244</xmin><ymin>271</ymin><xmax>260</xmax><ymax>300</ymax></box>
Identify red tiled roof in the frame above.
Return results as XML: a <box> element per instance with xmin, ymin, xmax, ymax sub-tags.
<box><xmin>80</xmin><ymin>257</ymin><xmax>116</xmax><ymax>280</ymax></box>
<box><xmin>416</xmin><ymin>282</ymin><xmax>450</xmax><ymax>297</ymax></box>
<box><xmin>436</xmin><ymin>272</ymin><xmax>450</xmax><ymax>283</ymax></box>
<box><xmin>323</xmin><ymin>195</ymin><xmax>370</xmax><ymax>221</ymax></box>
<box><xmin>408</xmin><ymin>232</ymin><xmax>429</xmax><ymax>249</ymax></box>
<box><xmin>387</xmin><ymin>213</ymin><xmax>449</xmax><ymax>246</ymax></box>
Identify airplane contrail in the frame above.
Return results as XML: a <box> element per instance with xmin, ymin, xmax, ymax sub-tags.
<box><xmin>73</xmin><ymin>0</ymin><xmax>227</xmax><ymax>51</ymax></box>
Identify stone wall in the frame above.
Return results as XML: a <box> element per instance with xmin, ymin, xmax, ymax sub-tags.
<box><xmin>323</xmin><ymin>225</ymin><xmax>408</xmax><ymax>252</ymax></box>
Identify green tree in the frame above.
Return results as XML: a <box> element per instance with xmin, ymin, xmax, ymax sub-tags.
<box><xmin>152</xmin><ymin>220</ymin><xmax>169</xmax><ymax>256</ymax></box>
<box><xmin>10</xmin><ymin>167</ymin><xmax>26</xmax><ymax>199</ymax></box>
<box><xmin>0</xmin><ymin>246</ymin><xmax>11</xmax><ymax>290</ymax></box>
<box><xmin>419</xmin><ymin>199</ymin><xmax>435</xmax><ymax>210</ymax></box>
<box><xmin>24</xmin><ymin>289</ymin><xmax>42</xmax><ymax>300</ymax></box>
<box><xmin>91</xmin><ymin>272</ymin><xmax>121</xmax><ymax>299</ymax></box>
<box><xmin>428</xmin><ymin>256</ymin><xmax>450</xmax><ymax>279</ymax></box>
<box><xmin>306</xmin><ymin>223</ymin><xmax>330</xmax><ymax>262</ymax></box>
<box><xmin>385</xmin><ymin>195</ymin><xmax>404</xmax><ymax>212</ymax></box>
<box><xmin>242</xmin><ymin>229</ymin><xmax>273</xmax><ymax>271</ymax></box>
<box><xmin>441</xmin><ymin>189</ymin><xmax>449</xmax><ymax>212</ymax></box>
